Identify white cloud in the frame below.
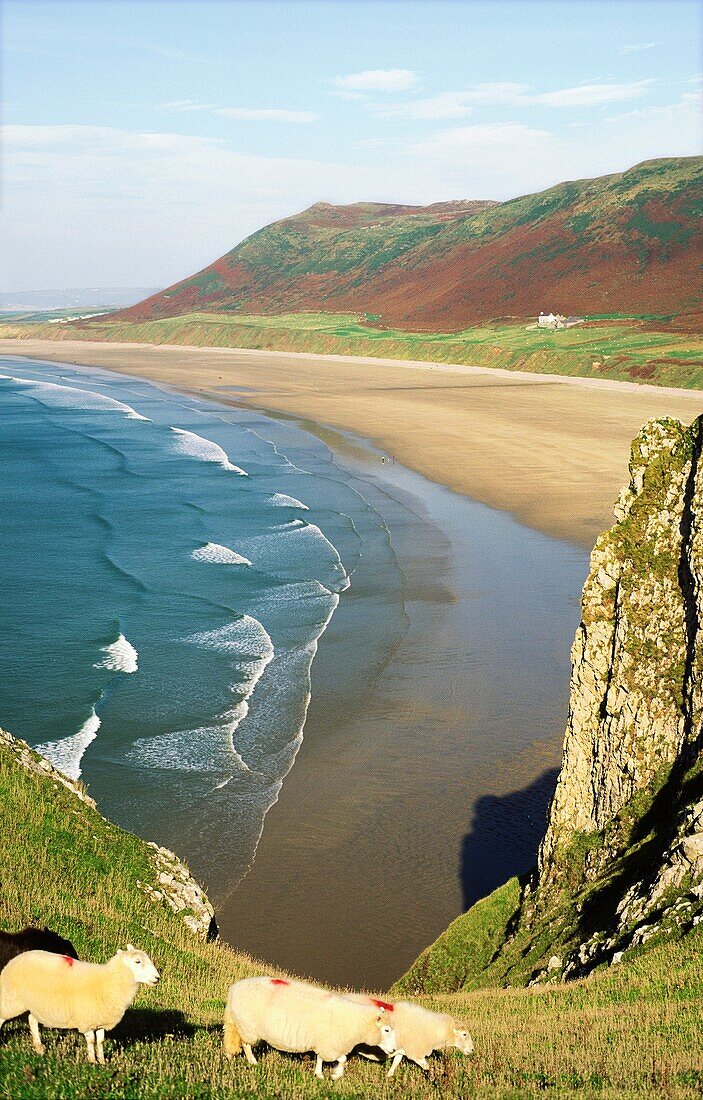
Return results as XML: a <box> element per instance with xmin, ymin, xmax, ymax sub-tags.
<box><xmin>373</xmin><ymin>79</ymin><xmax>654</xmax><ymax>118</ymax></box>
<box><xmin>156</xmin><ymin>100</ymin><xmax>217</xmax><ymax>111</ymax></box>
<box><xmin>157</xmin><ymin>101</ymin><xmax>318</xmax><ymax>123</ymax></box>
<box><xmin>214</xmin><ymin>107</ymin><xmax>318</xmax><ymax>123</ymax></box>
<box><xmin>410</xmin><ymin>122</ymin><xmax>552</xmax><ymax>156</ymax></box>
<box><xmin>619</xmin><ymin>42</ymin><xmax>658</xmax><ymax>55</ymax></box>
<box><xmin>531</xmin><ymin>80</ymin><xmax>654</xmax><ymax>107</ymax></box>
<box><xmin>334</xmin><ymin>69</ymin><xmax>418</xmax><ymax>93</ymax></box>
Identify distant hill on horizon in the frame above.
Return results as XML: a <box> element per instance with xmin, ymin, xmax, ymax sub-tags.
<box><xmin>117</xmin><ymin>157</ymin><xmax>703</xmax><ymax>332</ymax></box>
<box><xmin>2</xmin><ymin>287</ymin><xmax>160</xmax><ymax>311</ymax></box>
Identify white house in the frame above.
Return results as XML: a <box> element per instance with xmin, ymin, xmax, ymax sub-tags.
<box><xmin>538</xmin><ymin>312</ymin><xmax>567</xmax><ymax>328</ymax></box>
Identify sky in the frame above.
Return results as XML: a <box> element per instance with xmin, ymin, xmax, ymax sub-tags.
<box><xmin>2</xmin><ymin>0</ymin><xmax>701</xmax><ymax>291</ymax></box>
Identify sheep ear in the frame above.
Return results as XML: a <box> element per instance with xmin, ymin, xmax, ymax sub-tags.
<box><xmin>126</xmin><ymin>943</ymin><xmax>135</xmax><ymax>951</ymax></box>
<box><xmin>375</xmin><ymin>1012</ymin><xmax>385</xmax><ymax>1023</ymax></box>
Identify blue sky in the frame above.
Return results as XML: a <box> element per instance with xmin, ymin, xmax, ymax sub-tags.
<box><xmin>2</xmin><ymin>0</ymin><xmax>701</xmax><ymax>290</ymax></box>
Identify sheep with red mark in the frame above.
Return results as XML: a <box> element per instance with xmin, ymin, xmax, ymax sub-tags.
<box><xmin>224</xmin><ymin>976</ymin><xmax>396</xmax><ymax>1080</ymax></box>
<box><xmin>0</xmin><ymin>945</ymin><xmax>159</xmax><ymax>1063</ymax></box>
<box><xmin>347</xmin><ymin>994</ymin><xmax>474</xmax><ymax>1075</ymax></box>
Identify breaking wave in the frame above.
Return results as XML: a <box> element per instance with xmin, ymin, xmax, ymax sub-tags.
<box><xmin>93</xmin><ymin>633</ymin><xmax>139</xmax><ymax>673</ymax></box>
<box><xmin>191</xmin><ymin>543</ymin><xmax>252</xmax><ymax>566</ymax></box>
<box><xmin>170</xmin><ymin>427</ymin><xmax>248</xmax><ymax>474</ymax></box>
<box><xmin>0</xmin><ymin>374</ymin><xmax>150</xmax><ymax>420</ymax></box>
<box><xmin>35</xmin><ymin>709</ymin><xmax>101</xmax><ymax>781</ymax></box>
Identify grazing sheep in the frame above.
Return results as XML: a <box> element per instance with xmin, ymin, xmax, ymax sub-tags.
<box><xmin>224</xmin><ymin>976</ymin><xmax>397</xmax><ymax>1080</ymax></box>
<box><xmin>0</xmin><ymin>944</ymin><xmax>159</xmax><ymax>1064</ymax></box>
<box><xmin>348</xmin><ymin>995</ymin><xmax>474</xmax><ymax>1075</ymax></box>
<box><xmin>0</xmin><ymin>927</ymin><xmax>77</xmax><ymax>971</ymax></box>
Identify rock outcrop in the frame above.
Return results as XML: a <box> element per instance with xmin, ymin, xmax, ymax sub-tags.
<box><xmin>524</xmin><ymin>416</ymin><xmax>703</xmax><ymax>978</ymax></box>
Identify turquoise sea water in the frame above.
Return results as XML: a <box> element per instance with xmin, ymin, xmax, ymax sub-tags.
<box><xmin>0</xmin><ymin>356</ymin><xmax>399</xmax><ymax>885</ymax></box>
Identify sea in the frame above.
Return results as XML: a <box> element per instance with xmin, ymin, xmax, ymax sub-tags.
<box><xmin>0</xmin><ymin>356</ymin><xmax>378</xmax><ymax>885</ymax></box>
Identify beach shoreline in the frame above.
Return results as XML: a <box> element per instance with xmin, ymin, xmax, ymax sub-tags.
<box><xmin>0</xmin><ymin>346</ymin><xmax>590</xmax><ymax>989</ymax></box>
<box><xmin>3</xmin><ymin>336</ymin><xmax>703</xmax><ymax>549</ymax></box>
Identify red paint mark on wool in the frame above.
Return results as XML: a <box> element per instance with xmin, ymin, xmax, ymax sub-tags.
<box><xmin>62</xmin><ymin>956</ymin><xmax>74</xmax><ymax>966</ymax></box>
<box><xmin>371</xmin><ymin>998</ymin><xmax>394</xmax><ymax>1012</ymax></box>
<box><xmin>270</xmin><ymin>978</ymin><xmax>289</xmax><ymax>986</ymax></box>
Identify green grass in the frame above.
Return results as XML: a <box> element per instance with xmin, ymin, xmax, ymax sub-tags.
<box><xmin>2</xmin><ymin>731</ymin><xmax>703</xmax><ymax>1097</ymax></box>
<box><xmin>3</xmin><ymin>311</ymin><xmax>702</xmax><ymax>390</ymax></box>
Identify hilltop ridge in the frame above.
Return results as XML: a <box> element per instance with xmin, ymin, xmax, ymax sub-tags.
<box><xmin>117</xmin><ymin>157</ymin><xmax>703</xmax><ymax>331</ymax></box>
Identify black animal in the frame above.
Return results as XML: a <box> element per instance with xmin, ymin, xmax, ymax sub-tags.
<box><xmin>0</xmin><ymin>927</ymin><xmax>78</xmax><ymax>971</ymax></box>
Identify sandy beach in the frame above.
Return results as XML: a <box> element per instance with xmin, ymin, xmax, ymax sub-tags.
<box><xmin>3</xmin><ymin>337</ymin><xmax>703</xmax><ymax>548</ymax></box>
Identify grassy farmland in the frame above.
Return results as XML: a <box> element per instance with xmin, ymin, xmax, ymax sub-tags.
<box><xmin>3</xmin><ymin>311</ymin><xmax>703</xmax><ymax>390</ymax></box>
<box><xmin>1</xmin><ymin>732</ymin><xmax>703</xmax><ymax>1098</ymax></box>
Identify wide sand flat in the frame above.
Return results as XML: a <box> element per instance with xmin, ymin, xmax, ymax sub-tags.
<box><xmin>4</xmin><ymin>337</ymin><xmax>703</xmax><ymax>547</ymax></box>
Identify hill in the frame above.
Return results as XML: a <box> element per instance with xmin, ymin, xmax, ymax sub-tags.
<box><xmin>117</xmin><ymin>157</ymin><xmax>703</xmax><ymax>332</ymax></box>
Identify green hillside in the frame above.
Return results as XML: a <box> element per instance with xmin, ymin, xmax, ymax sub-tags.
<box><xmin>1</xmin><ymin>726</ymin><xmax>702</xmax><ymax>1097</ymax></box>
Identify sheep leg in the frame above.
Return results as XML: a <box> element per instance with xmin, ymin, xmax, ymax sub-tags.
<box><xmin>84</xmin><ymin>1029</ymin><xmax>97</xmax><ymax>1064</ymax></box>
<box><xmin>315</xmin><ymin>1055</ymin><xmax>325</xmax><ymax>1079</ymax></box>
<box><xmin>414</xmin><ymin>1056</ymin><xmax>430</xmax><ymax>1071</ymax></box>
<box><xmin>387</xmin><ymin>1051</ymin><xmax>404</xmax><ymax>1077</ymax></box>
<box><xmin>330</xmin><ymin>1055</ymin><xmax>347</xmax><ymax>1081</ymax></box>
<box><xmin>96</xmin><ymin>1028</ymin><xmax>106</xmax><ymax>1065</ymax></box>
<box><xmin>28</xmin><ymin>1014</ymin><xmax>45</xmax><ymax>1056</ymax></box>
<box><xmin>242</xmin><ymin>1042</ymin><xmax>257</xmax><ymax>1066</ymax></box>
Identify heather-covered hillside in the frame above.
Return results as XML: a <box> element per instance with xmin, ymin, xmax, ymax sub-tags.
<box><xmin>118</xmin><ymin>157</ymin><xmax>703</xmax><ymax>331</ymax></box>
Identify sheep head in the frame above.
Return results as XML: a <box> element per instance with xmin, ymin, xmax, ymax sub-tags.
<box><xmin>452</xmin><ymin>1021</ymin><xmax>474</xmax><ymax>1055</ymax></box>
<box><xmin>118</xmin><ymin>946</ymin><xmax>160</xmax><ymax>986</ymax></box>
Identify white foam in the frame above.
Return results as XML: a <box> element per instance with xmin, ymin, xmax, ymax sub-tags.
<box><xmin>0</xmin><ymin>373</ymin><xmax>151</xmax><ymax>420</ymax></box>
<box><xmin>191</xmin><ymin>543</ymin><xmax>252</xmax><ymax>566</ymax></box>
<box><xmin>35</xmin><ymin>710</ymin><xmax>101</xmax><ymax>781</ymax></box>
<box><xmin>125</xmin><ymin>722</ymin><xmax>257</xmax><ymax>776</ymax></box>
<box><xmin>93</xmin><ymin>634</ymin><xmax>138</xmax><ymax>674</ymax></box>
<box><xmin>170</xmin><ymin>427</ymin><xmax>248</xmax><ymax>474</ymax></box>
<box><xmin>184</xmin><ymin>615</ymin><xmax>275</xmax><ymax>771</ymax></box>
<box><xmin>269</xmin><ymin>493</ymin><xmax>309</xmax><ymax>510</ymax></box>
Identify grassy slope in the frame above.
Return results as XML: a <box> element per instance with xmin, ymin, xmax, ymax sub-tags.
<box><xmin>116</xmin><ymin>156</ymin><xmax>703</xmax><ymax>330</ymax></box>
<box><xmin>2</xmin><ymin>734</ymin><xmax>703</xmax><ymax>1098</ymax></box>
<box><xmin>2</xmin><ymin>312</ymin><xmax>703</xmax><ymax>390</ymax></box>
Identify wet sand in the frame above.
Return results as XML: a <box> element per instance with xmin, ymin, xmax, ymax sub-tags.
<box><xmin>3</xmin><ymin>337</ymin><xmax>703</xmax><ymax>549</ymax></box>
<box><xmin>218</xmin><ymin>425</ymin><xmax>587</xmax><ymax>988</ymax></box>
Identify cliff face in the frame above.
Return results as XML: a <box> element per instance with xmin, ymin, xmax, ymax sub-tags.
<box><xmin>527</xmin><ymin>415</ymin><xmax>703</xmax><ymax>978</ymax></box>
<box><xmin>398</xmin><ymin>416</ymin><xmax>703</xmax><ymax>993</ymax></box>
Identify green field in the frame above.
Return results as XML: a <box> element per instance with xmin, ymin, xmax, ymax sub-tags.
<box><xmin>1</xmin><ymin>732</ymin><xmax>702</xmax><ymax>1098</ymax></box>
<box><xmin>3</xmin><ymin>311</ymin><xmax>702</xmax><ymax>390</ymax></box>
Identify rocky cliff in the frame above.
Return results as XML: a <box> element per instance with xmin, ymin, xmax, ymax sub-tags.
<box><xmin>398</xmin><ymin>415</ymin><xmax>703</xmax><ymax>993</ymax></box>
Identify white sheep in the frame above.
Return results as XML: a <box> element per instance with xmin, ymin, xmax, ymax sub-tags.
<box><xmin>224</xmin><ymin>976</ymin><xmax>396</xmax><ymax>1080</ymax></box>
<box><xmin>348</xmin><ymin>994</ymin><xmax>474</xmax><ymax>1075</ymax></box>
<box><xmin>0</xmin><ymin>944</ymin><xmax>159</xmax><ymax>1064</ymax></box>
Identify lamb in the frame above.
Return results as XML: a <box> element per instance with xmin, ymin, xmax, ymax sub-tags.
<box><xmin>348</xmin><ymin>994</ymin><xmax>474</xmax><ymax>1076</ymax></box>
<box><xmin>224</xmin><ymin>976</ymin><xmax>397</xmax><ymax>1080</ymax></box>
<box><xmin>0</xmin><ymin>927</ymin><xmax>77</xmax><ymax>971</ymax></box>
<box><xmin>0</xmin><ymin>944</ymin><xmax>159</xmax><ymax>1064</ymax></box>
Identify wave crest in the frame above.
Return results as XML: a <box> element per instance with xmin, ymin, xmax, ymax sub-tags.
<box><xmin>93</xmin><ymin>634</ymin><xmax>138</xmax><ymax>673</ymax></box>
<box><xmin>170</xmin><ymin>427</ymin><xmax>248</xmax><ymax>474</ymax></box>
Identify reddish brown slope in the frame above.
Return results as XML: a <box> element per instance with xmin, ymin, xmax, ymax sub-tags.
<box><xmin>117</xmin><ymin>158</ymin><xmax>703</xmax><ymax>330</ymax></box>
